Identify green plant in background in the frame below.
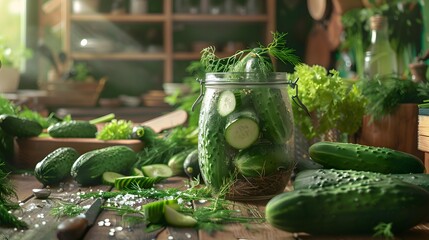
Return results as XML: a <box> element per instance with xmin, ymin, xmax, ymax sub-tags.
<box><xmin>358</xmin><ymin>75</ymin><xmax>429</xmax><ymax>121</ymax></box>
<box><xmin>341</xmin><ymin>0</ymin><xmax>422</xmax><ymax>78</ymax></box>
<box><xmin>165</xmin><ymin>61</ymin><xmax>204</xmax><ymax>127</ymax></box>
<box><xmin>0</xmin><ymin>37</ymin><xmax>32</xmax><ymax>68</ymax></box>
<box><xmin>288</xmin><ymin>64</ymin><xmax>366</xmax><ymax>140</ymax></box>
<box><xmin>73</xmin><ymin>63</ymin><xmax>93</xmax><ymax>82</ymax></box>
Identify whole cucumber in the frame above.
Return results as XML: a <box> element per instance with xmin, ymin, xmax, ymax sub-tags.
<box><xmin>0</xmin><ymin>114</ymin><xmax>43</xmax><ymax>138</ymax></box>
<box><xmin>48</xmin><ymin>121</ymin><xmax>97</xmax><ymax>138</ymax></box>
<box><xmin>71</xmin><ymin>146</ymin><xmax>136</xmax><ymax>186</ymax></box>
<box><xmin>34</xmin><ymin>147</ymin><xmax>79</xmax><ymax>186</ymax></box>
<box><xmin>309</xmin><ymin>141</ymin><xmax>425</xmax><ymax>174</ymax></box>
<box><xmin>294</xmin><ymin>168</ymin><xmax>429</xmax><ymax>192</ymax></box>
<box><xmin>266</xmin><ymin>179</ymin><xmax>429</xmax><ymax>235</ymax></box>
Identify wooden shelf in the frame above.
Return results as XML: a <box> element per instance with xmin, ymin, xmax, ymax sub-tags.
<box><xmin>172</xmin><ymin>14</ymin><xmax>268</xmax><ymax>22</ymax></box>
<box><xmin>70</xmin><ymin>13</ymin><xmax>166</xmax><ymax>22</ymax></box>
<box><xmin>71</xmin><ymin>52</ymin><xmax>166</xmax><ymax>61</ymax></box>
<box><xmin>173</xmin><ymin>51</ymin><xmax>241</xmax><ymax>60</ymax></box>
<box><xmin>38</xmin><ymin>0</ymin><xmax>276</xmax><ymax>93</ymax></box>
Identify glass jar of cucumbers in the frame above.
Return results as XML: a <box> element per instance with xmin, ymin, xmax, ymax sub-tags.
<box><xmin>197</xmin><ymin>72</ymin><xmax>295</xmax><ymax>200</ymax></box>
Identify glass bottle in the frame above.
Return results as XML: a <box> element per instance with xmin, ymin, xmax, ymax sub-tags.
<box><xmin>363</xmin><ymin>15</ymin><xmax>398</xmax><ymax>79</ymax></box>
<box><xmin>195</xmin><ymin>72</ymin><xmax>295</xmax><ymax>200</ymax></box>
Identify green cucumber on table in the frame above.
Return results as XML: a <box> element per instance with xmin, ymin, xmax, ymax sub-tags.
<box><xmin>48</xmin><ymin>120</ymin><xmax>98</xmax><ymax>138</ymax></box>
<box><xmin>293</xmin><ymin>168</ymin><xmax>429</xmax><ymax>192</ymax></box>
<box><xmin>71</xmin><ymin>145</ymin><xmax>136</xmax><ymax>186</ymax></box>
<box><xmin>266</xmin><ymin>179</ymin><xmax>429</xmax><ymax>235</ymax></box>
<box><xmin>0</xmin><ymin>114</ymin><xmax>43</xmax><ymax>138</ymax></box>
<box><xmin>167</xmin><ymin>148</ymin><xmax>195</xmax><ymax>176</ymax></box>
<box><xmin>309</xmin><ymin>141</ymin><xmax>425</xmax><ymax>174</ymax></box>
<box><xmin>34</xmin><ymin>147</ymin><xmax>79</xmax><ymax>186</ymax></box>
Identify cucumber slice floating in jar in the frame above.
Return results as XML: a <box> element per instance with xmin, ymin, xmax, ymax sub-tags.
<box><xmin>224</xmin><ymin>110</ymin><xmax>260</xmax><ymax>150</ymax></box>
<box><xmin>141</xmin><ymin>164</ymin><xmax>173</xmax><ymax>178</ymax></box>
<box><xmin>217</xmin><ymin>90</ymin><xmax>238</xmax><ymax>117</ymax></box>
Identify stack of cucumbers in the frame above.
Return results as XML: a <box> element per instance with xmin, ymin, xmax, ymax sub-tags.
<box><xmin>266</xmin><ymin>141</ymin><xmax>429</xmax><ymax>236</ymax></box>
<box><xmin>198</xmin><ymin>34</ymin><xmax>298</xmax><ymax>191</ymax></box>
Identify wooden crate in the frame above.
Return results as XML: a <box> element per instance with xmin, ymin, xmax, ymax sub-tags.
<box><xmin>418</xmin><ymin>108</ymin><xmax>429</xmax><ymax>170</ymax></box>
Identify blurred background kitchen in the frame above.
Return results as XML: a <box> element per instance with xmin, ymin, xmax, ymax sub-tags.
<box><xmin>0</xmin><ymin>0</ymin><xmax>428</xmax><ymax>124</ymax></box>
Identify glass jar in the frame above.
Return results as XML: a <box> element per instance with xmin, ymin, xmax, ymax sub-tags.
<box><xmin>364</xmin><ymin>15</ymin><xmax>398</xmax><ymax>78</ymax></box>
<box><xmin>196</xmin><ymin>72</ymin><xmax>295</xmax><ymax>200</ymax></box>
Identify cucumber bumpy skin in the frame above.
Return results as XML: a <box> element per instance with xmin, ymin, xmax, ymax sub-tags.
<box><xmin>48</xmin><ymin>121</ymin><xmax>98</xmax><ymax>138</ymax></box>
<box><xmin>293</xmin><ymin>168</ymin><xmax>429</xmax><ymax>192</ymax></box>
<box><xmin>309</xmin><ymin>141</ymin><xmax>425</xmax><ymax>174</ymax></box>
<box><xmin>198</xmin><ymin>89</ymin><xmax>235</xmax><ymax>191</ymax></box>
<box><xmin>266</xmin><ymin>179</ymin><xmax>429</xmax><ymax>235</ymax></box>
<box><xmin>0</xmin><ymin>114</ymin><xmax>43</xmax><ymax>138</ymax></box>
<box><xmin>34</xmin><ymin>147</ymin><xmax>79</xmax><ymax>185</ymax></box>
<box><xmin>71</xmin><ymin>146</ymin><xmax>136</xmax><ymax>186</ymax></box>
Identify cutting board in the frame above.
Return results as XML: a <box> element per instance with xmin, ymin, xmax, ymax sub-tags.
<box><xmin>12</xmin><ymin>110</ymin><xmax>188</xmax><ymax>169</ymax></box>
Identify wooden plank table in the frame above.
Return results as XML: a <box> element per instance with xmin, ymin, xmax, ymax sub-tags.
<box><xmin>2</xmin><ymin>174</ymin><xmax>429</xmax><ymax>240</ymax></box>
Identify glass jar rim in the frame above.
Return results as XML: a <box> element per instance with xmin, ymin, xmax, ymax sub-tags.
<box><xmin>203</xmin><ymin>72</ymin><xmax>290</xmax><ymax>85</ymax></box>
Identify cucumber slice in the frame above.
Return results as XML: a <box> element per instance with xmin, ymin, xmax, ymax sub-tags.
<box><xmin>165</xmin><ymin>205</ymin><xmax>197</xmax><ymax>228</ymax></box>
<box><xmin>132</xmin><ymin>167</ymin><xmax>144</xmax><ymax>176</ymax></box>
<box><xmin>114</xmin><ymin>176</ymin><xmax>164</xmax><ymax>190</ymax></box>
<box><xmin>217</xmin><ymin>90</ymin><xmax>238</xmax><ymax>117</ymax></box>
<box><xmin>141</xmin><ymin>164</ymin><xmax>173</xmax><ymax>178</ymax></box>
<box><xmin>143</xmin><ymin>199</ymin><xmax>179</xmax><ymax>224</ymax></box>
<box><xmin>102</xmin><ymin>172</ymin><xmax>125</xmax><ymax>186</ymax></box>
<box><xmin>225</xmin><ymin>110</ymin><xmax>260</xmax><ymax>149</ymax></box>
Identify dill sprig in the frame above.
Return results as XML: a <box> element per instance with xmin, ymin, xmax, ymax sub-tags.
<box><xmin>0</xmin><ymin>204</ymin><xmax>28</xmax><ymax>229</ymax></box>
<box><xmin>0</xmin><ymin>161</ymin><xmax>27</xmax><ymax>229</ymax></box>
<box><xmin>200</xmin><ymin>32</ymin><xmax>299</xmax><ymax>73</ymax></box>
<box><xmin>74</xmin><ymin>179</ymin><xmax>264</xmax><ymax>234</ymax></box>
<box><xmin>50</xmin><ymin>201</ymin><xmax>86</xmax><ymax>218</ymax></box>
<box><xmin>373</xmin><ymin>222</ymin><xmax>395</xmax><ymax>239</ymax></box>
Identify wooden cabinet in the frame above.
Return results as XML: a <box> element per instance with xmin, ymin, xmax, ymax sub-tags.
<box><xmin>39</xmin><ymin>0</ymin><xmax>276</xmax><ymax>97</ymax></box>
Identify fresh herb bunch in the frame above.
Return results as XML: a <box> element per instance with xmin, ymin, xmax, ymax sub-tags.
<box><xmin>288</xmin><ymin>64</ymin><xmax>366</xmax><ymax>140</ymax></box>
<box><xmin>0</xmin><ymin>162</ymin><xmax>27</xmax><ymax>229</ymax></box>
<box><xmin>96</xmin><ymin>119</ymin><xmax>134</xmax><ymax>140</ymax></box>
<box><xmin>358</xmin><ymin>76</ymin><xmax>428</xmax><ymax>120</ymax></box>
<box><xmin>200</xmin><ymin>32</ymin><xmax>299</xmax><ymax>73</ymax></box>
<box><xmin>133</xmin><ymin>126</ymin><xmax>198</xmax><ymax>168</ymax></box>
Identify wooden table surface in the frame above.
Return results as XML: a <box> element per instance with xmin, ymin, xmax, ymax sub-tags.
<box><xmin>2</xmin><ymin>174</ymin><xmax>429</xmax><ymax>240</ymax></box>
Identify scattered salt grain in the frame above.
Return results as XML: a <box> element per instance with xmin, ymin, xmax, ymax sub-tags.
<box><xmin>115</xmin><ymin>226</ymin><xmax>123</xmax><ymax>231</ymax></box>
<box><xmin>98</xmin><ymin>221</ymin><xmax>105</xmax><ymax>226</ymax></box>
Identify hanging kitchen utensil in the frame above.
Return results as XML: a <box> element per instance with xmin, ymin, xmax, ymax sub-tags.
<box><xmin>38</xmin><ymin>43</ymin><xmax>61</xmax><ymax>76</ymax></box>
<box><xmin>307</xmin><ymin>0</ymin><xmax>332</xmax><ymax>22</ymax></box>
